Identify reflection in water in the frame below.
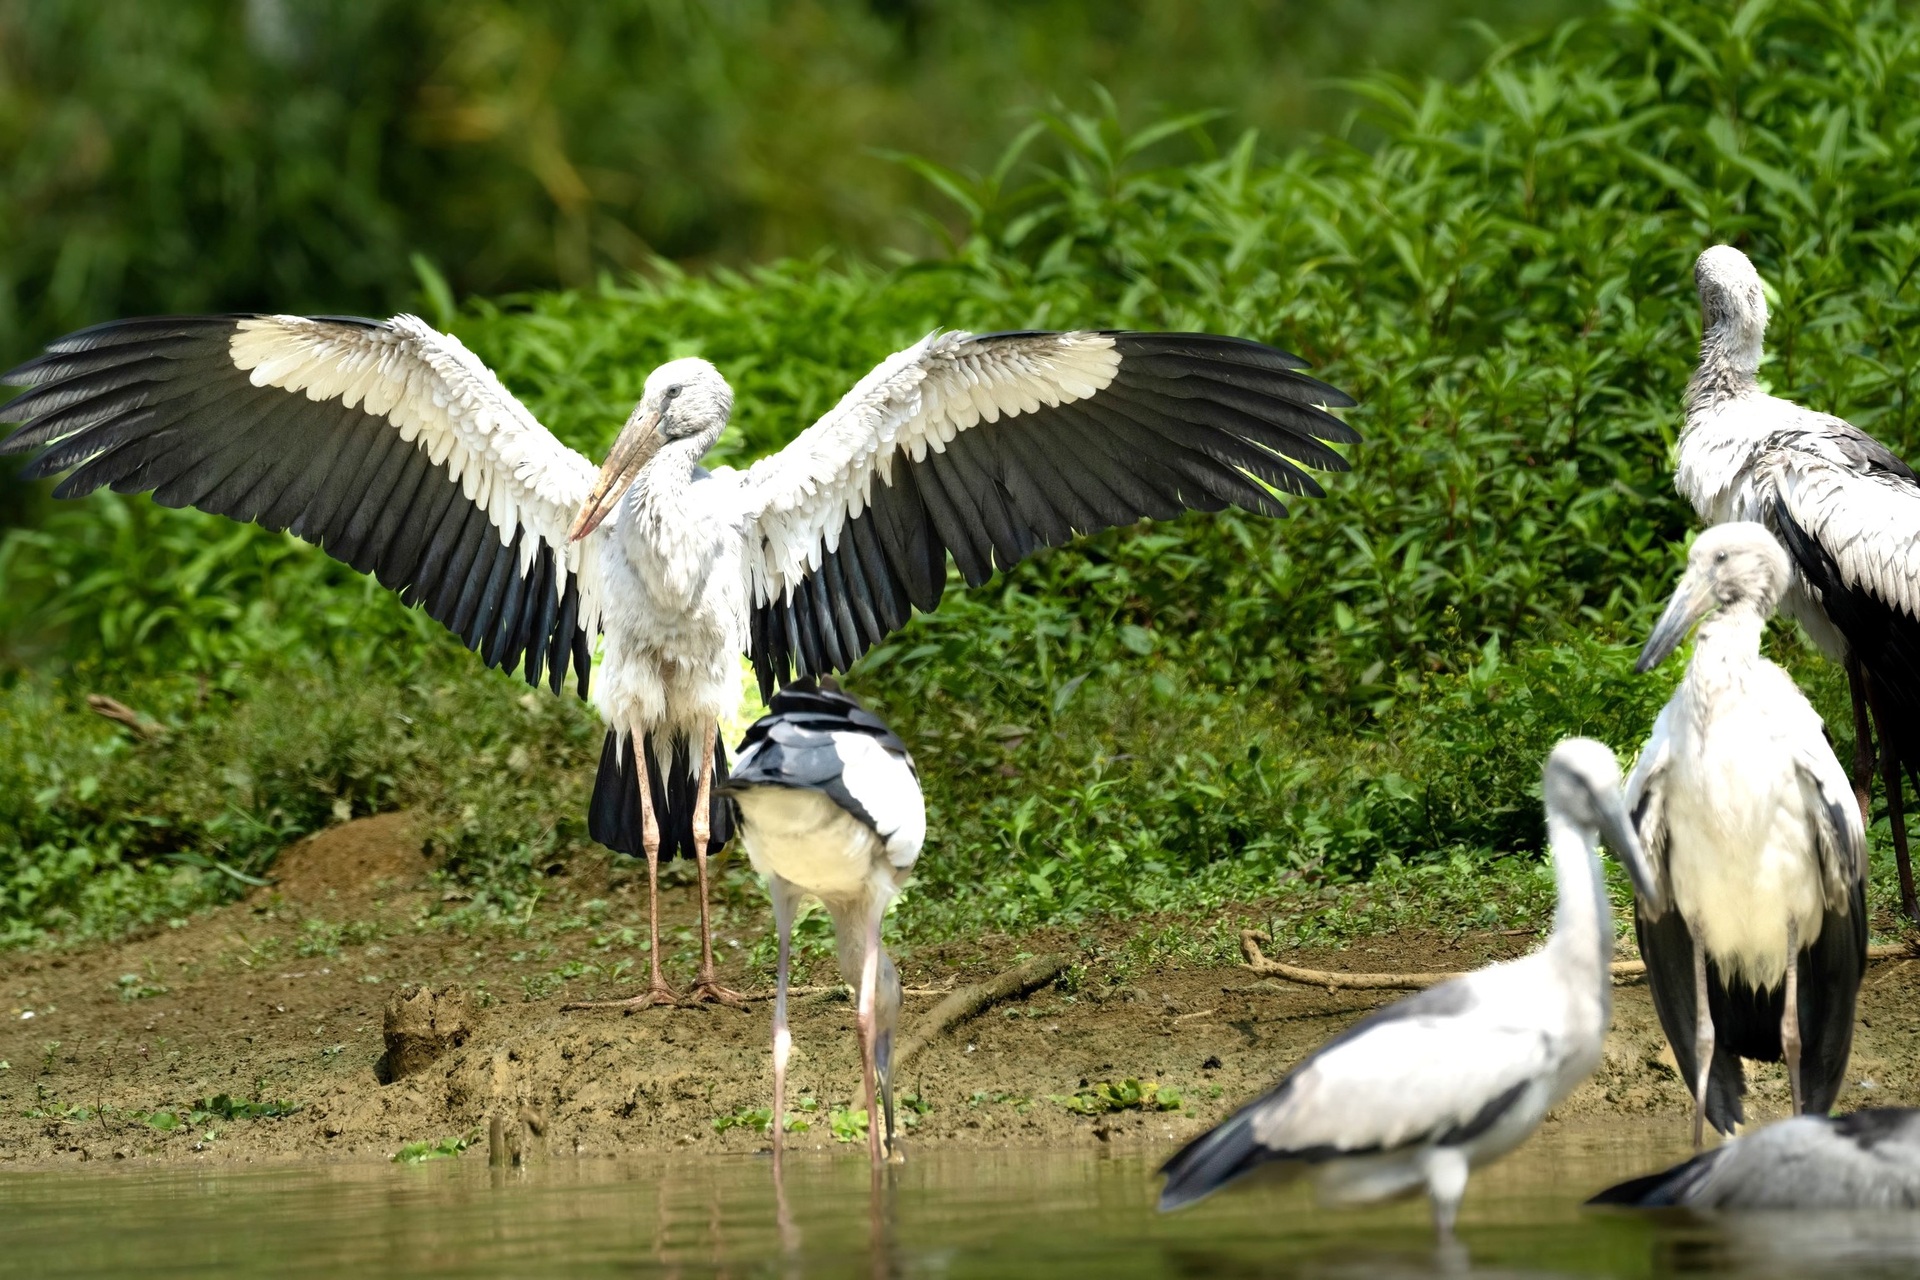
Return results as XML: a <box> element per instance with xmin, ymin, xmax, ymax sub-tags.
<box><xmin>3</xmin><ymin>1119</ymin><xmax>1919</xmax><ymax>1277</ymax></box>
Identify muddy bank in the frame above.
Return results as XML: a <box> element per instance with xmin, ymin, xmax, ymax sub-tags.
<box><xmin>4</xmin><ymin>814</ymin><xmax>1919</xmax><ymax>1168</ymax></box>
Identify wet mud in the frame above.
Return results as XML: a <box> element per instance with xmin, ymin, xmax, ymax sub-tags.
<box><xmin>4</xmin><ymin>813</ymin><xmax>1919</xmax><ymax>1168</ymax></box>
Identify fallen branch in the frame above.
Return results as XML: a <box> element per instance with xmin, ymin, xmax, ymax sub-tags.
<box><xmin>86</xmin><ymin>694</ymin><xmax>166</xmax><ymax>740</ymax></box>
<box><xmin>893</xmin><ymin>953</ymin><xmax>1070</xmax><ymax>1069</ymax></box>
<box><xmin>1239</xmin><ymin>930</ymin><xmax>1918</xmax><ymax>992</ymax></box>
<box><xmin>733</xmin><ymin>982</ymin><xmax>955</xmax><ymax>1003</ymax></box>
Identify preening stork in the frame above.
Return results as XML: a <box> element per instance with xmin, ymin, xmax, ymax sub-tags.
<box><xmin>719</xmin><ymin>679</ymin><xmax>921</xmax><ymax>1168</ymax></box>
<box><xmin>1590</xmin><ymin>1107</ymin><xmax>1920</xmax><ymax>1209</ymax></box>
<box><xmin>1627</xmin><ymin>523</ymin><xmax>1868</xmax><ymax>1144</ymax></box>
<box><xmin>1159</xmin><ymin>739</ymin><xmax>1657</xmax><ymax>1238</ymax></box>
<box><xmin>1678</xmin><ymin>244</ymin><xmax>1920</xmax><ymax>921</ymax></box>
<box><xmin>0</xmin><ymin>314</ymin><xmax>1355</xmax><ymax>1006</ymax></box>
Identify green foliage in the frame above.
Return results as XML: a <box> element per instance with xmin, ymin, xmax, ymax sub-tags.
<box><xmin>1051</xmin><ymin>1078</ymin><xmax>1181</xmax><ymax>1115</ymax></box>
<box><xmin>189</xmin><ymin>1094</ymin><xmax>301</xmax><ymax>1122</ymax></box>
<box><xmin>713</xmin><ymin>1097</ymin><xmax>816</xmax><ymax>1136</ymax></box>
<box><xmin>5</xmin><ymin>0</ymin><xmax>1920</xmax><ymax>944</ymax></box>
<box><xmin>0</xmin><ymin>0</ymin><xmax>1581</xmax><ymax>368</ymax></box>
<box><xmin>394</xmin><ymin>1131</ymin><xmax>478</xmax><ymax>1163</ymax></box>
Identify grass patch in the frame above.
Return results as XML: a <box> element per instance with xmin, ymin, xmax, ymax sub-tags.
<box><xmin>6</xmin><ymin>1</ymin><xmax>1920</xmax><ymax>947</ymax></box>
<box><xmin>394</xmin><ymin>1131</ymin><xmax>479</xmax><ymax>1163</ymax></box>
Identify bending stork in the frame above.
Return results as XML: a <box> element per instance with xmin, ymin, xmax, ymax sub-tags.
<box><xmin>0</xmin><ymin>314</ymin><xmax>1355</xmax><ymax>1006</ymax></box>
<box><xmin>1627</xmin><ymin>523</ymin><xmax>1868</xmax><ymax>1144</ymax></box>
<box><xmin>1159</xmin><ymin>739</ymin><xmax>1657</xmax><ymax>1238</ymax></box>
<box><xmin>1679</xmin><ymin>244</ymin><xmax>1920</xmax><ymax>920</ymax></box>
<box><xmin>1591</xmin><ymin>1107</ymin><xmax>1920</xmax><ymax>1209</ymax></box>
<box><xmin>719</xmin><ymin>679</ymin><xmax>921</xmax><ymax>1169</ymax></box>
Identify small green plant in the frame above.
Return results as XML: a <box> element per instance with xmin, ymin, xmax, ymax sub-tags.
<box><xmin>1050</xmin><ymin>1079</ymin><xmax>1182</xmax><ymax>1116</ymax></box>
<box><xmin>713</xmin><ymin>1097</ymin><xmax>816</xmax><ymax>1135</ymax></box>
<box><xmin>967</xmin><ymin>1089</ymin><xmax>1032</xmax><ymax>1114</ymax></box>
<box><xmin>394</xmin><ymin>1131</ymin><xmax>479</xmax><ymax>1163</ymax></box>
<box><xmin>190</xmin><ymin>1094</ymin><xmax>301</xmax><ymax>1122</ymax></box>
<box><xmin>115</xmin><ymin>972</ymin><xmax>168</xmax><ymax>1001</ymax></box>
<box><xmin>828</xmin><ymin>1107</ymin><xmax>869</xmax><ymax>1144</ymax></box>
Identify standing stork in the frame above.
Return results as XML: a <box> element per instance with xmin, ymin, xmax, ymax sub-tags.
<box><xmin>719</xmin><ymin>679</ymin><xmax>922</xmax><ymax>1168</ymax></box>
<box><xmin>0</xmin><ymin>315</ymin><xmax>1354</xmax><ymax>1006</ymax></box>
<box><xmin>1678</xmin><ymin>244</ymin><xmax>1920</xmax><ymax>921</ymax></box>
<box><xmin>1627</xmin><ymin>522</ymin><xmax>1868</xmax><ymax>1144</ymax></box>
<box><xmin>1159</xmin><ymin>739</ymin><xmax>1658</xmax><ymax>1238</ymax></box>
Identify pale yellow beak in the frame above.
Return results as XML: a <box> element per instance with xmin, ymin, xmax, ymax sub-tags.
<box><xmin>569</xmin><ymin>407</ymin><xmax>663</xmax><ymax>542</ymax></box>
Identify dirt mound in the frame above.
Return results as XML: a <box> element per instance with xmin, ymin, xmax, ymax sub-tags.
<box><xmin>265</xmin><ymin>811</ymin><xmax>429</xmax><ymax>906</ymax></box>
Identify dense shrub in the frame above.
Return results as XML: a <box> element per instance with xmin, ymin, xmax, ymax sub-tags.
<box><xmin>6</xmin><ymin>0</ymin><xmax>1919</xmax><ymax>941</ymax></box>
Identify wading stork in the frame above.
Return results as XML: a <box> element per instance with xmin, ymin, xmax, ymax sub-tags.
<box><xmin>719</xmin><ymin>679</ymin><xmax>921</xmax><ymax>1168</ymax></box>
<box><xmin>1159</xmin><ymin>739</ymin><xmax>1657</xmax><ymax>1238</ymax></box>
<box><xmin>1679</xmin><ymin>244</ymin><xmax>1920</xmax><ymax>921</ymax></box>
<box><xmin>1627</xmin><ymin>523</ymin><xmax>1868</xmax><ymax>1144</ymax></box>
<box><xmin>1590</xmin><ymin>1107</ymin><xmax>1920</xmax><ymax>1209</ymax></box>
<box><xmin>0</xmin><ymin>314</ymin><xmax>1354</xmax><ymax>1006</ymax></box>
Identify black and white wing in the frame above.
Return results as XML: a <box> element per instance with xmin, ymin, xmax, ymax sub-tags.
<box><xmin>1158</xmin><ymin>977</ymin><xmax>1551</xmax><ymax>1209</ymax></box>
<box><xmin>737</xmin><ymin>329</ymin><xmax>1355</xmax><ymax>694</ymax></box>
<box><xmin>1762</xmin><ymin>667</ymin><xmax>1870</xmax><ymax>906</ymax></box>
<box><xmin>1591</xmin><ymin>1108</ymin><xmax>1920</xmax><ymax>1209</ymax></box>
<box><xmin>1624</xmin><ymin>701</ymin><xmax>1676</xmax><ymax>908</ymax></box>
<box><xmin>0</xmin><ymin>314</ymin><xmax>608</xmax><ymax>694</ymax></box>
<box><xmin>726</xmin><ymin>681</ymin><xmax>923</xmax><ymax>869</ymax></box>
<box><xmin>1760</xmin><ymin>422</ymin><xmax>1920</xmax><ymax>784</ymax></box>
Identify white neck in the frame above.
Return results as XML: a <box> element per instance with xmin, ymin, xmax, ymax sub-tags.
<box><xmin>1544</xmin><ymin>814</ymin><xmax>1612</xmax><ymax>989</ymax></box>
<box><xmin>1692</xmin><ymin>603</ymin><xmax>1767</xmax><ymax>666</ymax></box>
<box><xmin>1686</xmin><ymin>317</ymin><xmax>1764</xmax><ymax>416</ymax></box>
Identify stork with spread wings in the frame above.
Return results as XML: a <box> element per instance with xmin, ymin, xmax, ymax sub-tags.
<box><xmin>2</xmin><ymin>315</ymin><xmax>1355</xmax><ymax>1007</ymax></box>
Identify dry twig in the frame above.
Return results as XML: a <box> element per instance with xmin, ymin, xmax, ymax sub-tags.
<box><xmin>893</xmin><ymin>953</ymin><xmax>1069</xmax><ymax>1069</ymax></box>
<box><xmin>86</xmin><ymin>694</ymin><xmax>165</xmax><ymax>740</ymax></box>
<box><xmin>1239</xmin><ymin>929</ymin><xmax>1919</xmax><ymax>992</ymax></box>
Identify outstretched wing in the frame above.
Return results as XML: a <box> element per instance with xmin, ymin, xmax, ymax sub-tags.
<box><xmin>1</xmin><ymin>314</ymin><xmax>607</xmax><ymax>695</ymax></box>
<box><xmin>735</xmin><ymin>329</ymin><xmax>1356</xmax><ymax>695</ymax></box>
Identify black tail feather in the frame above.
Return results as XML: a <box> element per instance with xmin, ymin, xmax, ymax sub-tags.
<box><xmin>1158</xmin><ymin>1106</ymin><xmax>1281</xmax><ymax>1211</ymax></box>
<box><xmin>1637</xmin><ymin>894</ymin><xmax>1865</xmax><ymax>1135</ymax></box>
<box><xmin>589</xmin><ymin>729</ymin><xmax>732</xmax><ymax>860</ymax></box>
<box><xmin>1587</xmin><ymin>1149</ymin><xmax>1725</xmax><ymax>1207</ymax></box>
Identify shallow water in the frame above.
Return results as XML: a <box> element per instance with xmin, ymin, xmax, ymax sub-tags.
<box><xmin>4</xmin><ymin>1120</ymin><xmax>1919</xmax><ymax>1278</ymax></box>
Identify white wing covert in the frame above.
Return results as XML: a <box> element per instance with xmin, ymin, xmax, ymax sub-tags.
<box><xmin>1</xmin><ymin>314</ymin><xmax>607</xmax><ymax>694</ymax></box>
<box><xmin>737</xmin><ymin>329</ymin><xmax>1356</xmax><ymax>694</ymax></box>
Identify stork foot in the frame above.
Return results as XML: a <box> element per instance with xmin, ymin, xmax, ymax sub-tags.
<box><xmin>685</xmin><ymin>977</ymin><xmax>748</xmax><ymax>1008</ymax></box>
<box><xmin>562</xmin><ymin>981</ymin><xmax>680</xmax><ymax>1013</ymax></box>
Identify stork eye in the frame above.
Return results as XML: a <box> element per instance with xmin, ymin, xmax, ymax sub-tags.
<box><xmin>1713</xmin><ymin>550</ymin><xmax>1728</xmax><ymax>563</ymax></box>
<box><xmin>664</xmin><ymin>384</ymin><xmax>683</xmax><ymax>402</ymax></box>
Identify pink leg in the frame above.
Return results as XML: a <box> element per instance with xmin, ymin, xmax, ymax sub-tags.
<box><xmin>687</xmin><ymin>721</ymin><xmax>746</xmax><ymax>1006</ymax></box>
<box><xmin>565</xmin><ymin>738</ymin><xmax>677</xmax><ymax>1011</ymax></box>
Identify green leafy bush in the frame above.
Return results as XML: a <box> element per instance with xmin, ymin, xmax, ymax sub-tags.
<box><xmin>4</xmin><ymin>0</ymin><xmax>1917</xmax><ymax>944</ymax></box>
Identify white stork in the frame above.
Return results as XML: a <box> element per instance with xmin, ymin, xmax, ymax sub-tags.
<box><xmin>1627</xmin><ymin>522</ymin><xmax>1868</xmax><ymax>1145</ymax></box>
<box><xmin>0</xmin><ymin>314</ymin><xmax>1354</xmax><ymax>1006</ymax></box>
<box><xmin>719</xmin><ymin>678</ymin><xmax>922</xmax><ymax>1168</ymax></box>
<box><xmin>1591</xmin><ymin>1107</ymin><xmax>1920</xmax><ymax>1209</ymax></box>
<box><xmin>1159</xmin><ymin>739</ymin><xmax>1657</xmax><ymax>1238</ymax></box>
<box><xmin>1678</xmin><ymin>244</ymin><xmax>1920</xmax><ymax>921</ymax></box>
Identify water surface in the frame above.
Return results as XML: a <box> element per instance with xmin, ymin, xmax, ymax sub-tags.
<box><xmin>5</xmin><ymin>1120</ymin><xmax>1917</xmax><ymax>1277</ymax></box>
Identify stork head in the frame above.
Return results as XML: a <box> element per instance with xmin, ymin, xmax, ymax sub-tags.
<box><xmin>568</xmin><ymin>357</ymin><xmax>734</xmax><ymax>541</ymax></box>
<box><xmin>1636</xmin><ymin>522</ymin><xmax>1790</xmax><ymax>673</ymax></box>
<box><xmin>1543</xmin><ymin>738</ymin><xmax>1660</xmax><ymax>908</ymax></box>
<box><xmin>1694</xmin><ymin>245</ymin><xmax>1769</xmax><ymax>373</ymax></box>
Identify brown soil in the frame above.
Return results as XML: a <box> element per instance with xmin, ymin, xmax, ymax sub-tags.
<box><xmin>4</xmin><ymin>814</ymin><xmax>1919</xmax><ymax>1169</ymax></box>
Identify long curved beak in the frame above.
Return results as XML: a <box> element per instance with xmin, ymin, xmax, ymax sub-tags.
<box><xmin>568</xmin><ymin>406</ymin><xmax>663</xmax><ymax>542</ymax></box>
<box><xmin>1595</xmin><ymin>786</ymin><xmax>1663</xmax><ymax>912</ymax></box>
<box><xmin>1635</xmin><ymin>570</ymin><xmax>1715</xmax><ymax>673</ymax></box>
